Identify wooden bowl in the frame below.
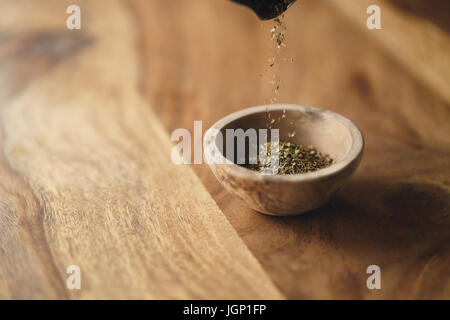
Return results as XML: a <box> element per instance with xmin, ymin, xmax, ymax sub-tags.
<box><xmin>204</xmin><ymin>104</ymin><xmax>364</xmax><ymax>216</ymax></box>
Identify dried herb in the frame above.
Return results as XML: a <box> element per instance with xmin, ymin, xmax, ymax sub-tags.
<box><xmin>270</xmin><ymin>17</ymin><xmax>287</xmax><ymax>49</ymax></box>
<box><xmin>242</xmin><ymin>141</ymin><xmax>335</xmax><ymax>175</ymax></box>
<box><xmin>268</xmin><ymin>15</ymin><xmax>286</xmax><ymax>105</ymax></box>
<box><xmin>265</xmin><ymin>14</ymin><xmax>293</xmax><ymax>127</ymax></box>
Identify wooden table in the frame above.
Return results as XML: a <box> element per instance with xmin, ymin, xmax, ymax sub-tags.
<box><xmin>0</xmin><ymin>0</ymin><xmax>449</xmax><ymax>299</ymax></box>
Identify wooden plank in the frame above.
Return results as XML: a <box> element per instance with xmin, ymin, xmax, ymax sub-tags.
<box><xmin>0</xmin><ymin>0</ymin><xmax>283</xmax><ymax>299</ymax></box>
<box><xmin>132</xmin><ymin>0</ymin><xmax>450</xmax><ymax>299</ymax></box>
<box><xmin>328</xmin><ymin>0</ymin><xmax>450</xmax><ymax>105</ymax></box>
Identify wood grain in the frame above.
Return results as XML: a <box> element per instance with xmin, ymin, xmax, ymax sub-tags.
<box><xmin>132</xmin><ymin>0</ymin><xmax>450</xmax><ymax>299</ymax></box>
<box><xmin>0</xmin><ymin>0</ymin><xmax>283</xmax><ymax>299</ymax></box>
<box><xmin>1</xmin><ymin>0</ymin><xmax>449</xmax><ymax>299</ymax></box>
<box><xmin>329</xmin><ymin>0</ymin><xmax>450</xmax><ymax>105</ymax></box>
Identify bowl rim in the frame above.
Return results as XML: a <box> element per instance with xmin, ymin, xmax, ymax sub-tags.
<box><xmin>204</xmin><ymin>104</ymin><xmax>364</xmax><ymax>183</ymax></box>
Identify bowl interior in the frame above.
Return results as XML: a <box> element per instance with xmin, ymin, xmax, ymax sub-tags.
<box><xmin>215</xmin><ymin>108</ymin><xmax>353</xmax><ymax>165</ymax></box>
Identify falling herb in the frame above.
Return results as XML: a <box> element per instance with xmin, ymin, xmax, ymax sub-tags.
<box><xmin>267</xmin><ymin>15</ymin><xmax>286</xmax><ymax>102</ymax></box>
<box><xmin>270</xmin><ymin>17</ymin><xmax>287</xmax><ymax>49</ymax></box>
<box><xmin>265</xmin><ymin>14</ymin><xmax>293</xmax><ymax>128</ymax></box>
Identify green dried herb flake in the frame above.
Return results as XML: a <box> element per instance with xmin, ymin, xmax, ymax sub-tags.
<box><xmin>242</xmin><ymin>141</ymin><xmax>335</xmax><ymax>175</ymax></box>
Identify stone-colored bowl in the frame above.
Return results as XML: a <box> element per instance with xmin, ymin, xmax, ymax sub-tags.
<box><xmin>203</xmin><ymin>104</ymin><xmax>364</xmax><ymax>216</ymax></box>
